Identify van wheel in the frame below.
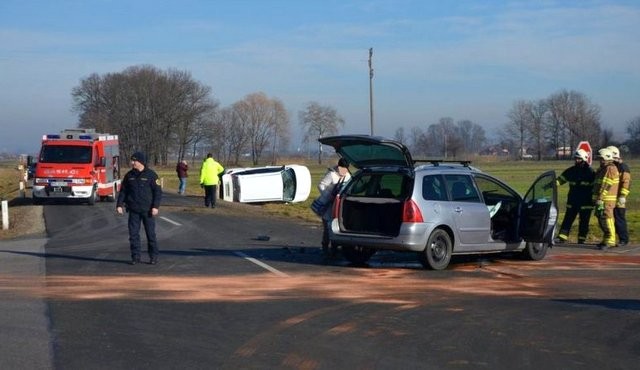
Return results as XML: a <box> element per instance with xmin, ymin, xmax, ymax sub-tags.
<box><xmin>419</xmin><ymin>228</ymin><xmax>452</xmax><ymax>270</ymax></box>
<box><xmin>342</xmin><ymin>245</ymin><xmax>375</xmax><ymax>266</ymax></box>
<box><xmin>522</xmin><ymin>242</ymin><xmax>548</xmax><ymax>260</ymax></box>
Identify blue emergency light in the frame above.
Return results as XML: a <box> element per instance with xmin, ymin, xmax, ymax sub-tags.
<box><xmin>79</xmin><ymin>135</ymin><xmax>93</xmax><ymax>140</ymax></box>
<box><xmin>46</xmin><ymin>134</ymin><xmax>61</xmax><ymax>139</ymax></box>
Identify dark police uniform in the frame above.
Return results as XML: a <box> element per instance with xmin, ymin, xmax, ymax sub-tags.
<box><xmin>116</xmin><ymin>165</ymin><xmax>162</xmax><ymax>263</ymax></box>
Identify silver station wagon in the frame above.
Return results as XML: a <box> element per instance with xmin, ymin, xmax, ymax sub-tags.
<box><xmin>319</xmin><ymin>135</ymin><xmax>558</xmax><ymax>270</ymax></box>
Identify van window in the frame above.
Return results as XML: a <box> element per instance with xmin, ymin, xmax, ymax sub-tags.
<box><xmin>444</xmin><ymin>174</ymin><xmax>481</xmax><ymax>202</ymax></box>
<box><xmin>422</xmin><ymin>175</ymin><xmax>446</xmax><ymax>201</ymax></box>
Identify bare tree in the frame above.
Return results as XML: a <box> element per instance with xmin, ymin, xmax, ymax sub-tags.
<box><xmin>626</xmin><ymin>116</ymin><xmax>640</xmax><ymax>155</ymax></box>
<box><xmin>233</xmin><ymin>92</ymin><xmax>289</xmax><ymax>165</ymax></box>
<box><xmin>298</xmin><ymin>101</ymin><xmax>345</xmax><ymax>164</ymax></box>
<box><xmin>505</xmin><ymin>100</ymin><xmax>533</xmax><ymax>160</ymax></box>
<box><xmin>408</xmin><ymin>126</ymin><xmax>425</xmax><ymax>157</ymax></box>
<box><xmin>393</xmin><ymin>127</ymin><xmax>406</xmax><ymax>144</ymax></box>
<box><xmin>547</xmin><ymin>89</ymin><xmax>601</xmax><ymax>157</ymax></box>
<box><xmin>456</xmin><ymin>119</ymin><xmax>486</xmax><ymax>156</ymax></box>
<box><xmin>526</xmin><ymin>99</ymin><xmax>548</xmax><ymax>160</ymax></box>
<box><xmin>71</xmin><ymin>65</ymin><xmax>217</xmax><ymax>165</ymax></box>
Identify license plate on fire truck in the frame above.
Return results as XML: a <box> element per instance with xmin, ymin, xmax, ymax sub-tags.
<box><xmin>50</xmin><ymin>181</ymin><xmax>67</xmax><ymax>187</ymax></box>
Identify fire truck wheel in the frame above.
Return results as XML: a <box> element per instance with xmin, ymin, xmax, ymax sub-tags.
<box><xmin>88</xmin><ymin>189</ymin><xmax>97</xmax><ymax>205</ymax></box>
<box><xmin>106</xmin><ymin>185</ymin><xmax>117</xmax><ymax>202</ymax></box>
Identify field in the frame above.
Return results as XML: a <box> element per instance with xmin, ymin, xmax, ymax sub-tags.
<box><xmin>2</xmin><ymin>158</ymin><xmax>637</xmax><ymax>244</ymax></box>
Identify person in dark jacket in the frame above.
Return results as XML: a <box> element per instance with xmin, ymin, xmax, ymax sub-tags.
<box><xmin>176</xmin><ymin>159</ymin><xmax>188</xmax><ymax>195</ymax></box>
<box><xmin>554</xmin><ymin>149</ymin><xmax>596</xmax><ymax>244</ymax></box>
<box><xmin>116</xmin><ymin>152</ymin><xmax>162</xmax><ymax>265</ymax></box>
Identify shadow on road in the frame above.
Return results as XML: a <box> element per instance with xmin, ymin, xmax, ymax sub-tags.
<box><xmin>553</xmin><ymin>298</ymin><xmax>640</xmax><ymax>311</ymax></box>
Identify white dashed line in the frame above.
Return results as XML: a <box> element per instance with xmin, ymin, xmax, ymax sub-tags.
<box><xmin>234</xmin><ymin>251</ymin><xmax>290</xmax><ymax>277</ymax></box>
<box><xmin>159</xmin><ymin>216</ymin><xmax>182</xmax><ymax>226</ymax></box>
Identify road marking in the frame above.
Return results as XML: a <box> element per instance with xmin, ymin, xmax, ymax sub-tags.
<box><xmin>159</xmin><ymin>216</ymin><xmax>181</xmax><ymax>226</ymax></box>
<box><xmin>234</xmin><ymin>251</ymin><xmax>290</xmax><ymax>277</ymax></box>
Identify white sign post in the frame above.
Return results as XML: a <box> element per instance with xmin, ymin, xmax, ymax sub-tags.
<box><xmin>1</xmin><ymin>200</ymin><xmax>8</xmax><ymax>230</ymax></box>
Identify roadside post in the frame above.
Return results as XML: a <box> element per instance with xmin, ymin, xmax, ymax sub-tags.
<box><xmin>2</xmin><ymin>200</ymin><xmax>8</xmax><ymax>230</ymax></box>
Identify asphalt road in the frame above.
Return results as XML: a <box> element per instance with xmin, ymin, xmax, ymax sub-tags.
<box><xmin>1</xmin><ymin>192</ymin><xmax>640</xmax><ymax>369</ymax></box>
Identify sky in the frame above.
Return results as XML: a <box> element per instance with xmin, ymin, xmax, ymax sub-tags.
<box><xmin>1</xmin><ymin>0</ymin><xmax>639</xmax><ymax>154</ymax></box>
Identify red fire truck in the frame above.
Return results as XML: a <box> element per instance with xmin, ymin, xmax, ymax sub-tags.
<box><xmin>32</xmin><ymin>128</ymin><xmax>121</xmax><ymax>205</ymax></box>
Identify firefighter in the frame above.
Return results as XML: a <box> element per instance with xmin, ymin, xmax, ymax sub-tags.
<box><xmin>607</xmin><ymin>146</ymin><xmax>631</xmax><ymax>246</ymax></box>
<box><xmin>592</xmin><ymin>148</ymin><xmax>620</xmax><ymax>250</ymax></box>
<box><xmin>116</xmin><ymin>152</ymin><xmax>163</xmax><ymax>265</ymax></box>
<box><xmin>554</xmin><ymin>149</ymin><xmax>595</xmax><ymax>244</ymax></box>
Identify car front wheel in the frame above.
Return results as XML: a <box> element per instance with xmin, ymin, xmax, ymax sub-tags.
<box><xmin>342</xmin><ymin>245</ymin><xmax>376</xmax><ymax>266</ymax></box>
<box><xmin>419</xmin><ymin>228</ymin><xmax>452</xmax><ymax>270</ymax></box>
<box><xmin>521</xmin><ymin>242</ymin><xmax>548</xmax><ymax>260</ymax></box>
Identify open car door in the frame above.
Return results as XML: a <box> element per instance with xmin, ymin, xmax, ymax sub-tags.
<box><xmin>519</xmin><ymin>170</ymin><xmax>558</xmax><ymax>243</ymax></box>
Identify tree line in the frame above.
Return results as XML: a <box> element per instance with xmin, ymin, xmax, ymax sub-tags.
<box><xmin>72</xmin><ymin>65</ymin><xmax>345</xmax><ymax>166</ymax></box>
<box><xmin>72</xmin><ymin>65</ymin><xmax>638</xmax><ymax>165</ymax></box>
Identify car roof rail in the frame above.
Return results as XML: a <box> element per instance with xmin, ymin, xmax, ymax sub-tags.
<box><xmin>413</xmin><ymin>159</ymin><xmax>472</xmax><ymax>167</ymax></box>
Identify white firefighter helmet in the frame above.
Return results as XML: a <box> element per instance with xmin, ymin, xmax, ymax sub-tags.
<box><xmin>574</xmin><ymin>148</ymin><xmax>589</xmax><ymax>162</ymax></box>
<box><xmin>606</xmin><ymin>145</ymin><xmax>620</xmax><ymax>160</ymax></box>
<box><xmin>597</xmin><ymin>148</ymin><xmax>614</xmax><ymax>161</ymax></box>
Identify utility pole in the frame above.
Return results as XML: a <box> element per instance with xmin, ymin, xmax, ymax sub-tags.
<box><xmin>368</xmin><ymin>47</ymin><xmax>374</xmax><ymax>136</ymax></box>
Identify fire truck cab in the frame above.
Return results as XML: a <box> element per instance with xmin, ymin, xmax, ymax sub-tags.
<box><xmin>32</xmin><ymin>129</ymin><xmax>121</xmax><ymax>205</ymax></box>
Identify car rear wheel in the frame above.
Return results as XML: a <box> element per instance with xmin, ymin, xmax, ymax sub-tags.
<box><xmin>521</xmin><ymin>242</ymin><xmax>548</xmax><ymax>260</ymax></box>
<box><xmin>419</xmin><ymin>228</ymin><xmax>452</xmax><ymax>270</ymax></box>
<box><xmin>342</xmin><ymin>245</ymin><xmax>376</xmax><ymax>266</ymax></box>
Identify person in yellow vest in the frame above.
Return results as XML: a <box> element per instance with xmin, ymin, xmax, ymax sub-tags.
<box><xmin>592</xmin><ymin>148</ymin><xmax>620</xmax><ymax>250</ymax></box>
<box><xmin>607</xmin><ymin>146</ymin><xmax>631</xmax><ymax>246</ymax></box>
<box><xmin>199</xmin><ymin>153</ymin><xmax>225</xmax><ymax>208</ymax></box>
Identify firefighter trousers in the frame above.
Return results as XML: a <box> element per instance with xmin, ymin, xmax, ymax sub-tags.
<box><xmin>614</xmin><ymin>207</ymin><xmax>629</xmax><ymax>244</ymax></box>
<box><xmin>597</xmin><ymin>203</ymin><xmax>616</xmax><ymax>247</ymax></box>
<box><xmin>558</xmin><ymin>204</ymin><xmax>592</xmax><ymax>243</ymax></box>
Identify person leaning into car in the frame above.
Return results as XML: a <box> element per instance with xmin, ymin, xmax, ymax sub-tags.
<box><xmin>317</xmin><ymin>157</ymin><xmax>351</xmax><ymax>256</ymax></box>
<box><xmin>116</xmin><ymin>151</ymin><xmax>162</xmax><ymax>265</ymax></box>
<box><xmin>199</xmin><ymin>153</ymin><xmax>225</xmax><ymax>208</ymax></box>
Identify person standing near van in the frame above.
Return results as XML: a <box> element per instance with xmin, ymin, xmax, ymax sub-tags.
<box><xmin>176</xmin><ymin>159</ymin><xmax>188</xmax><ymax>195</ymax></box>
<box><xmin>200</xmin><ymin>153</ymin><xmax>224</xmax><ymax>208</ymax></box>
<box><xmin>317</xmin><ymin>158</ymin><xmax>350</xmax><ymax>256</ymax></box>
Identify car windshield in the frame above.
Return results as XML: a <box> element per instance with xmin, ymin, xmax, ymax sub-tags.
<box><xmin>282</xmin><ymin>168</ymin><xmax>296</xmax><ymax>201</ymax></box>
<box><xmin>40</xmin><ymin>145</ymin><xmax>92</xmax><ymax>164</ymax></box>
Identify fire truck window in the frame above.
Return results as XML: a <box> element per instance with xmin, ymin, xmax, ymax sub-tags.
<box><xmin>41</xmin><ymin>146</ymin><xmax>93</xmax><ymax>164</ymax></box>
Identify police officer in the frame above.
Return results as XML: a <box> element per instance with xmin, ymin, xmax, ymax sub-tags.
<box><xmin>555</xmin><ymin>149</ymin><xmax>595</xmax><ymax>244</ymax></box>
<box><xmin>607</xmin><ymin>146</ymin><xmax>631</xmax><ymax>246</ymax></box>
<box><xmin>116</xmin><ymin>152</ymin><xmax>162</xmax><ymax>265</ymax></box>
<box><xmin>592</xmin><ymin>148</ymin><xmax>620</xmax><ymax>250</ymax></box>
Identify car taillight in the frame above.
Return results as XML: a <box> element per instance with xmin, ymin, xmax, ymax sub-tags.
<box><xmin>403</xmin><ymin>199</ymin><xmax>424</xmax><ymax>222</ymax></box>
<box><xmin>332</xmin><ymin>194</ymin><xmax>341</xmax><ymax>219</ymax></box>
